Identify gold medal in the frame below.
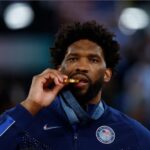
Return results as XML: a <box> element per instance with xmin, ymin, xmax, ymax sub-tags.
<box><xmin>63</xmin><ymin>78</ymin><xmax>79</xmax><ymax>83</ymax></box>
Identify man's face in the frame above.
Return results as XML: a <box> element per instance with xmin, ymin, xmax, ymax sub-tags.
<box><xmin>60</xmin><ymin>39</ymin><xmax>111</xmax><ymax>104</ymax></box>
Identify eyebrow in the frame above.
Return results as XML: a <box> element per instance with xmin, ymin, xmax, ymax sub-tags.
<box><xmin>65</xmin><ymin>53</ymin><xmax>79</xmax><ymax>57</ymax></box>
<box><xmin>88</xmin><ymin>54</ymin><xmax>101</xmax><ymax>58</ymax></box>
<box><xmin>66</xmin><ymin>53</ymin><xmax>102</xmax><ymax>60</ymax></box>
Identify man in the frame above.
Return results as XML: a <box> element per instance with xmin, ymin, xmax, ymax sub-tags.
<box><xmin>0</xmin><ymin>21</ymin><xmax>150</xmax><ymax>150</ymax></box>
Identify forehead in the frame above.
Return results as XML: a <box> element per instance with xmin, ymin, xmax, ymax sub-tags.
<box><xmin>66</xmin><ymin>39</ymin><xmax>103</xmax><ymax>55</ymax></box>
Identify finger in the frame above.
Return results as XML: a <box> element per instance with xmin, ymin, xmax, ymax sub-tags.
<box><xmin>51</xmin><ymin>83</ymin><xmax>65</xmax><ymax>96</ymax></box>
<box><xmin>40</xmin><ymin>69</ymin><xmax>67</xmax><ymax>83</ymax></box>
<box><xmin>40</xmin><ymin>68</ymin><xmax>53</xmax><ymax>75</ymax></box>
<box><xmin>43</xmin><ymin>72</ymin><xmax>65</xmax><ymax>84</ymax></box>
<box><xmin>41</xmin><ymin>74</ymin><xmax>66</xmax><ymax>90</ymax></box>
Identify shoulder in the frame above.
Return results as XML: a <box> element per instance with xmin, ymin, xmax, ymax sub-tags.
<box><xmin>103</xmin><ymin>102</ymin><xmax>150</xmax><ymax>146</ymax></box>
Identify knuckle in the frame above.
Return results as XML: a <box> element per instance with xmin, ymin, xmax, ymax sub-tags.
<box><xmin>45</xmin><ymin>68</ymin><xmax>51</xmax><ymax>72</ymax></box>
<box><xmin>44</xmin><ymin>68</ymin><xmax>52</xmax><ymax>73</ymax></box>
<box><xmin>33</xmin><ymin>75</ymin><xmax>37</xmax><ymax>80</ymax></box>
<box><xmin>33</xmin><ymin>75</ymin><xmax>40</xmax><ymax>80</ymax></box>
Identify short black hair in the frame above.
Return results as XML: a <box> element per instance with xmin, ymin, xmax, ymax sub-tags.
<box><xmin>50</xmin><ymin>21</ymin><xmax>120</xmax><ymax>72</ymax></box>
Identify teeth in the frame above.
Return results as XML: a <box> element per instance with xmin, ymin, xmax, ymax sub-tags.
<box><xmin>63</xmin><ymin>78</ymin><xmax>79</xmax><ymax>83</ymax></box>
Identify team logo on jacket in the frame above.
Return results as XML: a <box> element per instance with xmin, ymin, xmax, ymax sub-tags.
<box><xmin>96</xmin><ymin>125</ymin><xmax>115</xmax><ymax>144</ymax></box>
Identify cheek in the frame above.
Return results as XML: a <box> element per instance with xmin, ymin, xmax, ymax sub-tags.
<box><xmin>91</xmin><ymin>68</ymin><xmax>105</xmax><ymax>81</ymax></box>
<box><xmin>61</xmin><ymin>61</ymin><xmax>75</xmax><ymax>70</ymax></box>
<box><xmin>60</xmin><ymin>64</ymin><xmax>72</xmax><ymax>75</ymax></box>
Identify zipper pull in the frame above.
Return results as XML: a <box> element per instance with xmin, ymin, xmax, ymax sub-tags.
<box><xmin>74</xmin><ymin>132</ymin><xmax>78</xmax><ymax>140</ymax></box>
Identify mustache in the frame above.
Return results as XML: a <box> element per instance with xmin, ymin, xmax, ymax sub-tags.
<box><xmin>69</xmin><ymin>72</ymin><xmax>91</xmax><ymax>82</ymax></box>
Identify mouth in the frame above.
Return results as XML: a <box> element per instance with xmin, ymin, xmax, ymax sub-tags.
<box><xmin>75</xmin><ymin>80</ymin><xmax>88</xmax><ymax>88</ymax></box>
<box><xmin>70</xmin><ymin>74</ymin><xmax>89</xmax><ymax>88</ymax></box>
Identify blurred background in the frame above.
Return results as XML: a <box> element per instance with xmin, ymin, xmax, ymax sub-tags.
<box><xmin>0</xmin><ymin>0</ymin><xmax>150</xmax><ymax>129</ymax></box>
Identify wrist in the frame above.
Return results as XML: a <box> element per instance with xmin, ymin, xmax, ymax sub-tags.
<box><xmin>21</xmin><ymin>99</ymin><xmax>43</xmax><ymax>116</ymax></box>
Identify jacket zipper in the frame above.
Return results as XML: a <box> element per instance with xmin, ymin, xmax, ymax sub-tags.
<box><xmin>73</xmin><ymin>124</ymin><xmax>78</xmax><ymax>150</ymax></box>
<box><xmin>74</xmin><ymin>132</ymin><xmax>78</xmax><ymax>150</ymax></box>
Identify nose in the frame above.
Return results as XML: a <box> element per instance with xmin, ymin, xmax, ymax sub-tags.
<box><xmin>75</xmin><ymin>58</ymin><xmax>89</xmax><ymax>73</ymax></box>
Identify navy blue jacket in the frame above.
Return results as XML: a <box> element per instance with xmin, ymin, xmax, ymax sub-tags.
<box><xmin>0</xmin><ymin>97</ymin><xmax>150</xmax><ymax>150</ymax></box>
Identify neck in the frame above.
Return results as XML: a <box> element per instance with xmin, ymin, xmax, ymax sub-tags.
<box><xmin>87</xmin><ymin>91</ymin><xmax>102</xmax><ymax>105</ymax></box>
<box><xmin>80</xmin><ymin>91</ymin><xmax>101</xmax><ymax>110</ymax></box>
<box><xmin>79</xmin><ymin>91</ymin><xmax>101</xmax><ymax>111</ymax></box>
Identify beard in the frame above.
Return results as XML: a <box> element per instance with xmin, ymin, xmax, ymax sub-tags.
<box><xmin>64</xmin><ymin>74</ymin><xmax>104</xmax><ymax>105</ymax></box>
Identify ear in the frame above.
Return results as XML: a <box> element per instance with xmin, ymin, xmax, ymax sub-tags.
<box><xmin>104</xmin><ymin>68</ymin><xmax>112</xmax><ymax>82</ymax></box>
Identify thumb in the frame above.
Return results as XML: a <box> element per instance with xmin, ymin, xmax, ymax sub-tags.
<box><xmin>51</xmin><ymin>84</ymin><xmax>64</xmax><ymax>96</ymax></box>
